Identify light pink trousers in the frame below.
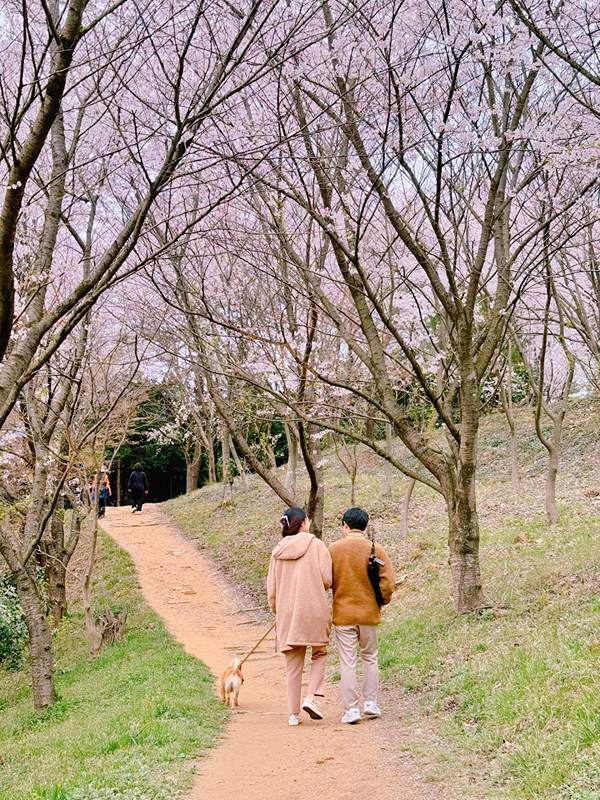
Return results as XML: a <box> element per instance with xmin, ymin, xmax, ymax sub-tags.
<box><xmin>283</xmin><ymin>646</ymin><xmax>327</xmax><ymax>714</ymax></box>
<box><xmin>334</xmin><ymin>624</ymin><xmax>379</xmax><ymax>711</ymax></box>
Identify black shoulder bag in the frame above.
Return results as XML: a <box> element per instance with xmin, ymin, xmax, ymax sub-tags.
<box><xmin>367</xmin><ymin>534</ymin><xmax>386</xmax><ymax>607</ymax></box>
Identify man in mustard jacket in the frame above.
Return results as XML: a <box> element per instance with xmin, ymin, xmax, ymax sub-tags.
<box><xmin>329</xmin><ymin>507</ymin><xmax>396</xmax><ymax>724</ymax></box>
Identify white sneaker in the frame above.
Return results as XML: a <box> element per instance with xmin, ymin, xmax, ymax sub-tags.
<box><xmin>288</xmin><ymin>713</ymin><xmax>302</xmax><ymax>726</ymax></box>
<box><xmin>131</xmin><ymin>508</ymin><xmax>136</xmax><ymax>513</ymax></box>
<box><xmin>363</xmin><ymin>701</ymin><xmax>381</xmax><ymax>718</ymax></box>
<box><xmin>341</xmin><ymin>707</ymin><xmax>361</xmax><ymax>724</ymax></box>
<box><xmin>302</xmin><ymin>697</ymin><xmax>323</xmax><ymax>720</ymax></box>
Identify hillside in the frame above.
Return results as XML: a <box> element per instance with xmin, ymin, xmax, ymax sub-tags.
<box><xmin>163</xmin><ymin>401</ymin><xmax>600</xmax><ymax>799</ymax></box>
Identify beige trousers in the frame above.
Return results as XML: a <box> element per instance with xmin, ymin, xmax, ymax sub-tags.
<box><xmin>283</xmin><ymin>646</ymin><xmax>327</xmax><ymax>714</ymax></box>
<box><xmin>334</xmin><ymin>624</ymin><xmax>379</xmax><ymax>711</ymax></box>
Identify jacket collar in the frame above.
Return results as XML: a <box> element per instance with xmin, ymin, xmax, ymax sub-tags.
<box><xmin>345</xmin><ymin>529</ymin><xmax>367</xmax><ymax>539</ymax></box>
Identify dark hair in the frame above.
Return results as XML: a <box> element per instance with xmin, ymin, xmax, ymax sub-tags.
<box><xmin>134</xmin><ymin>463</ymin><xmax>143</xmax><ymax>472</ymax></box>
<box><xmin>342</xmin><ymin>507</ymin><xmax>369</xmax><ymax>531</ymax></box>
<box><xmin>280</xmin><ymin>507</ymin><xmax>306</xmax><ymax>537</ymax></box>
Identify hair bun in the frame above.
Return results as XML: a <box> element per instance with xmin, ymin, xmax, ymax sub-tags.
<box><xmin>280</xmin><ymin>515</ymin><xmax>290</xmax><ymax>530</ymax></box>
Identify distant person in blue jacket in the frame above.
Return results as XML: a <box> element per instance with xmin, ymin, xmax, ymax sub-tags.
<box><xmin>92</xmin><ymin>467</ymin><xmax>111</xmax><ymax>518</ymax></box>
<box><xmin>127</xmin><ymin>463</ymin><xmax>149</xmax><ymax>514</ymax></box>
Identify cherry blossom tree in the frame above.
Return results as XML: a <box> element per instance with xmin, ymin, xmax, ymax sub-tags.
<box><xmin>0</xmin><ymin>0</ymin><xmax>338</xmax><ymax>434</ymax></box>
<box><xmin>189</xmin><ymin>0</ymin><xmax>600</xmax><ymax>610</ymax></box>
<box><xmin>0</xmin><ymin>0</ymin><xmax>343</xmax><ymax>705</ymax></box>
<box><xmin>509</xmin><ymin>0</ymin><xmax>600</xmax><ymax>119</ymax></box>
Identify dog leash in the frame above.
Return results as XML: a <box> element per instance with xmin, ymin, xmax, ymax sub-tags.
<box><xmin>239</xmin><ymin>621</ymin><xmax>276</xmax><ymax>667</ymax></box>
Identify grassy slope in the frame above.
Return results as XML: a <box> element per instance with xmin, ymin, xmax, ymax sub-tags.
<box><xmin>163</xmin><ymin>400</ymin><xmax>600</xmax><ymax>800</ymax></box>
<box><xmin>0</xmin><ymin>533</ymin><xmax>226</xmax><ymax>800</ymax></box>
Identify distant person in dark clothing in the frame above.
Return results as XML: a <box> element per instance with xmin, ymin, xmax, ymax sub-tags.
<box><xmin>128</xmin><ymin>463</ymin><xmax>149</xmax><ymax>513</ymax></box>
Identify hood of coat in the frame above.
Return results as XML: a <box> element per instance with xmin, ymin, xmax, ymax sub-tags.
<box><xmin>271</xmin><ymin>531</ymin><xmax>315</xmax><ymax>560</ymax></box>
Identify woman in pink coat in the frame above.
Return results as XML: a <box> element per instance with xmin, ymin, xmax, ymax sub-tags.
<box><xmin>267</xmin><ymin>507</ymin><xmax>333</xmax><ymax>726</ymax></box>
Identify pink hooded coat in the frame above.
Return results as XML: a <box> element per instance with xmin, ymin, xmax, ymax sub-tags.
<box><xmin>267</xmin><ymin>532</ymin><xmax>332</xmax><ymax>651</ymax></box>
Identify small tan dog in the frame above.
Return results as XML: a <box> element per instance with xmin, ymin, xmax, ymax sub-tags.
<box><xmin>218</xmin><ymin>657</ymin><xmax>244</xmax><ymax>709</ymax></box>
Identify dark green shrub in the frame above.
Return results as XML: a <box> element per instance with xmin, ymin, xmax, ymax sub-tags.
<box><xmin>0</xmin><ymin>576</ymin><xmax>28</xmax><ymax>668</ymax></box>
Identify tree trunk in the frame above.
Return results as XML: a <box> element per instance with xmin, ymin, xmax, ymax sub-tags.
<box><xmin>16</xmin><ymin>563</ymin><xmax>56</xmax><ymax>709</ymax></box>
<box><xmin>220</xmin><ymin>421</ymin><xmax>233</xmax><ymax>505</ymax></box>
<box><xmin>116</xmin><ymin>459</ymin><xmax>121</xmax><ymax>506</ymax></box>
<box><xmin>265</xmin><ymin>429</ymin><xmax>278</xmax><ymax>472</ymax></box>
<box><xmin>46</xmin><ymin>503</ymin><xmax>67</xmax><ymax>625</ymax></box>
<box><xmin>308</xmin><ymin>479</ymin><xmax>325</xmax><ymax>538</ymax></box>
<box><xmin>438</xmin><ymin>341</ymin><xmax>486</xmax><ymax>613</ymax></box>
<box><xmin>509</xmin><ymin>427</ymin><xmax>519</xmax><ymax>493</ymax></box>
<box><xmin>81</xmin><ymin>512</ymin><xmax>103</xmax><ymax>661</ymax></box>
<box><xmin>384</xmin><ymin>421</ymin><xmax>393</xmax><ymax>495</ymax></box>
<box><xmin>46</xmin><ymin>555</ymin><xmax>67</xmax><ymax>625</ymax></box>
<box><xmin>543</xmin><ymin>390</ymin><xmax>569</xmax><ymax>525</ymax></box>
<box><xmin>539</xmin><ymin>401</ymin><xmax>568</xmax><ymax>526</ymax></box>
<box><xmin>186</xmin><ymin>440</ymin><xmax>202</xmax><ymax>493</ymax></box>
<box><xmin>507</xmin><ymin>345</ymin><xmax>520</xmax><ymax>492</ymax></box>
<box><xmin>500</xmin><ymin>346</ymin><xmax>519</xmax><ymax>492</ymax></box>
<box><xmin>35</xmin><ymin>500</ymin><xmax>81</xmax><ymax>627</ymax></box>
<box><xmin>306</xmin><ymin>421</ymin><xmax>325</xmax><ymax>538</ymax></box>
<box><xmin>36</xmin><ymin>517</ymin><xmax>65</xmax><ymax>627</ymax></box>
<box><xmin>207</xmin><ymin>435</ymin><xmax>217</xmax><ymax>483</ymax></box>
<box><xmin>444</xmin><ymin>465</ymin><xmax>484</xmax><ymax>613</ymax></box>
<box><xmin>534</xmin><ymin>397</ymin><xmax>569</xmax><ymax>526</ymax></box>
<box><xmin>230</xmin><ymin>434</ymin><xmax>249</xmax><ymax>489</ymax></box>
<box><xmin>45</xmin><ymin>547</ymin><xmax>67</xmax><ymax>627</ymax></box>
<box><xmin>284</xmin><ymin>422</ymin><xmax>297</xmax><ymax>498</ymax></box>
<box><xmin>399</xmin><ymin>477</ymin><xmax>416</xmax><ymax>538</ymax></box>
<box><xmin>501</xmin><ymin>386</ymin><xmax>519</xmax><ymax>492</ymax></box>
<box><xmin>546</xmin><ymin>447</ymin><xmax>559</xmax><ymax>525</ymax></box>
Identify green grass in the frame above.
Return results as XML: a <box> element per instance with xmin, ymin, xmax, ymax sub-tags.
<box><xmin>162</xmin><ymin>401</ymin><xmax>600</xmax><ymax>798</ymax></box>
<box><xmin>379</xmin><ymin>509</ymin><xmax>600</xmax><ymax>798</ymax></box>
<box><xmin>0</xmin><ymin>534</ymin><xmax>227</xmax><ymax>800</ymax></box>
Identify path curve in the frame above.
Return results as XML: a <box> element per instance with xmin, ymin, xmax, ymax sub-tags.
<box><xmin>100</xmin><ymin>505</ymin><xmax>440</xmax><ymax>800</ymax></box>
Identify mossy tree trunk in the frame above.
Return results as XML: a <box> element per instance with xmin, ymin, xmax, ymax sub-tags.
<box><xmin>17</xmin><ymin>563</ymin><xmax>56</xmax><ymax>708</ymax></box>
<box><xmin>37</xmin><ymin>498</ymin><xmax>82</xmax><ymax>626</ymax></box>
<box><xmin>0</xmin><ymin>532</ymin><xmax>56</xmax><ymax>709</ymax></box>
<box><xmin>443</xmin><ymin>465</ymin><xmax>484</xmax><ymax>613</ymax></box>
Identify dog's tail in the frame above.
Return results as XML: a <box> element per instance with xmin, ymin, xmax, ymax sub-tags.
<box><xmin>229</xmin><ymin>657</ymin><xmax>241</xmax><ymax>670</ymax></box>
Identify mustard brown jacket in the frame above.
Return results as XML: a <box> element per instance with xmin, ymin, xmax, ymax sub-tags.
<box><xmin>328</xmin><ymin>531</ymin><xmax>396</xmax><ymax>626</ymax></box>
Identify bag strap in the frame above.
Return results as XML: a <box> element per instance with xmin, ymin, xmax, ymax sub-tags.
<box><xmin>367</xmin><ymin>529</ymin><xmax>385</xmax><ymax>607</ymax></box>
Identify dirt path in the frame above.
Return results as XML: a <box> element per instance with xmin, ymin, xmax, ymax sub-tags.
<box><xmin>100</xmin><ymin>505</ymin><xmax>446</xmax><ymax>800</ymax></box>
